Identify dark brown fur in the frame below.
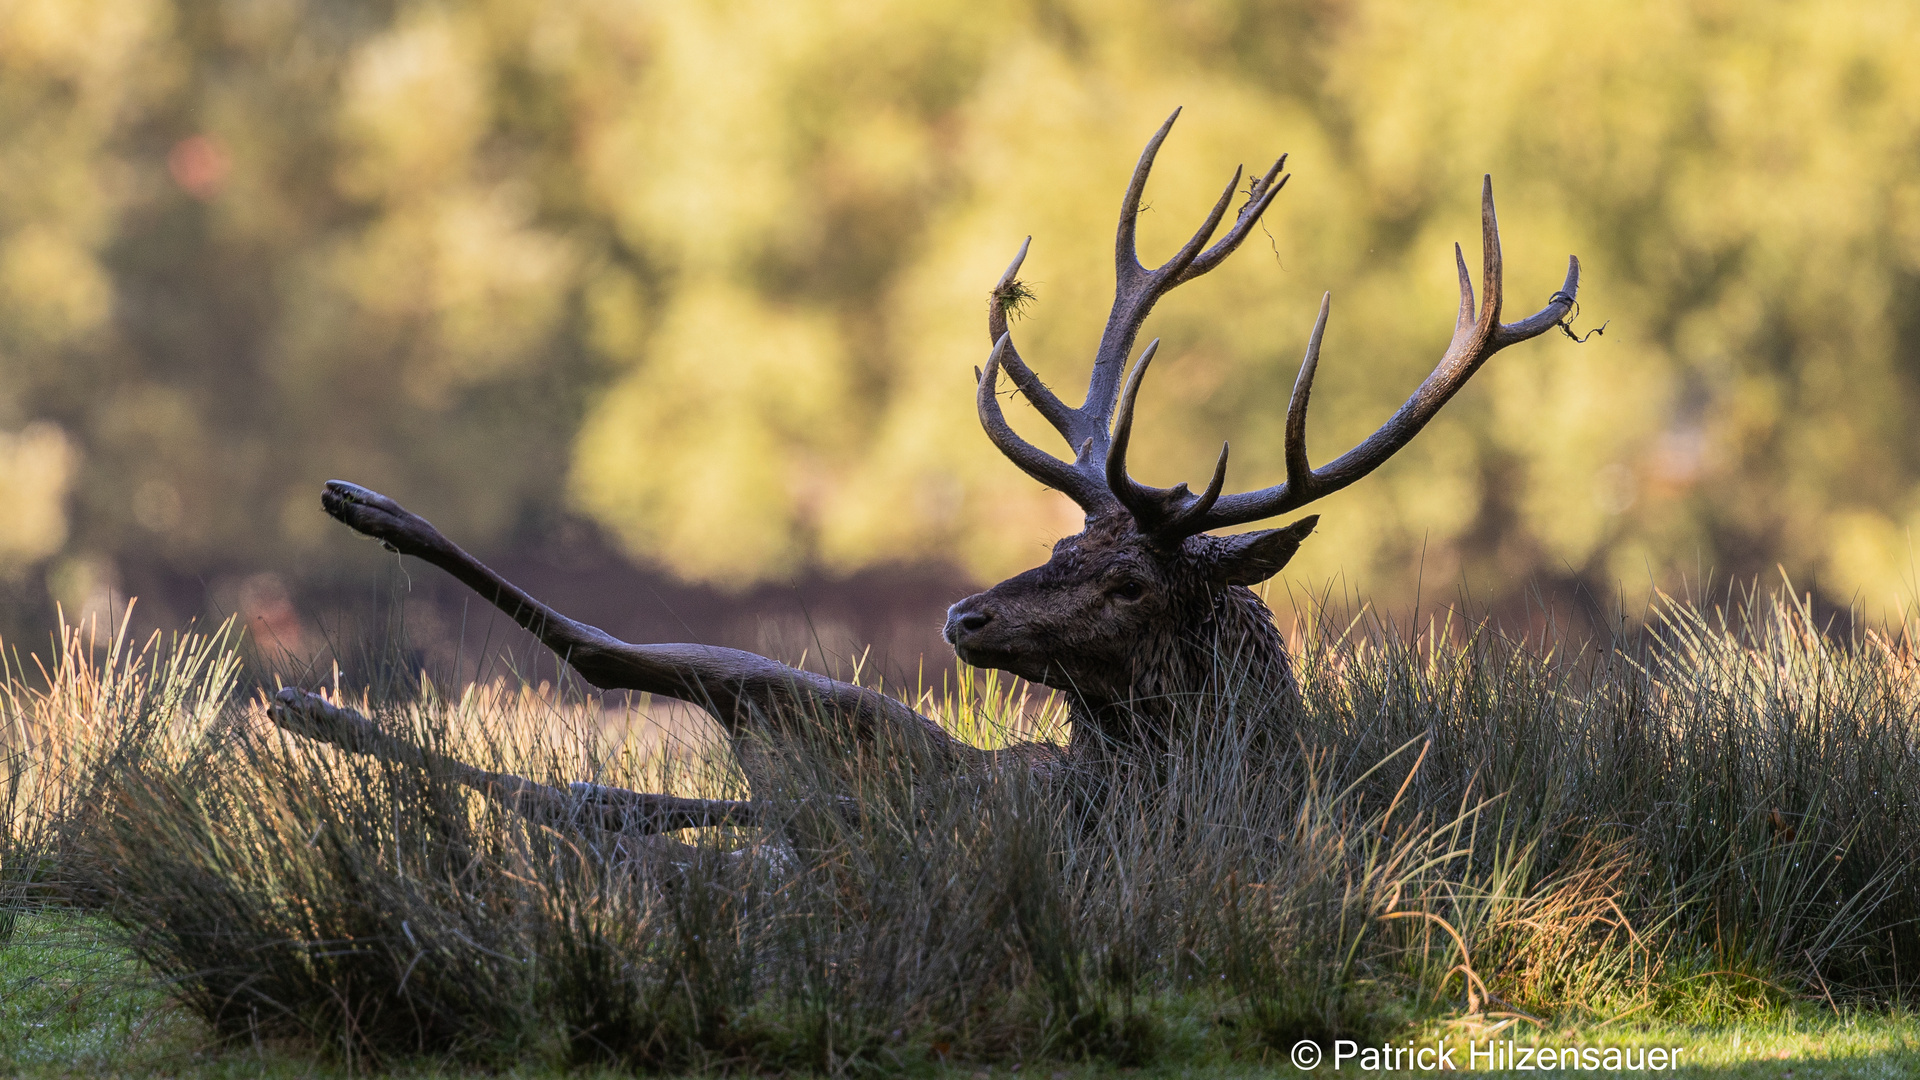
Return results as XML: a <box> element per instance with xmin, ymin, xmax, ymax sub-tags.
<box><xmin>944</xmin><ymin>512</ymin><xmax>1314</xmax><ymax>756</ymax></box>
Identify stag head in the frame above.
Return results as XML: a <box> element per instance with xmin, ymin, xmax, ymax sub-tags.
<box><xmin>945</xmin><ymin>109</ymin><xmax>1580</xmax><ymax>724</ymax></box>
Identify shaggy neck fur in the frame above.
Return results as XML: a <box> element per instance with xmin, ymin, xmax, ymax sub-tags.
<box><xmin>1059</xmin><ymin>520</ymin><xmax>1300</xmax><ymax>758</ymax></box>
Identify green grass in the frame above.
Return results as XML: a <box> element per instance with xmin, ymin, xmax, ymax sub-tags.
<box><xmin>0</xmin><ymin>914</ymin><xmax>612</xmax><ymax>1077</ymax></box>
<box><xmin>0</xmin><ymin>911</ymin><xmax>286</xmax><ymax>1078</ymax></box>
<box><xmin>2</xmin><ymin>915</ymin><xmax>1917</xmax><ymax>1078</ymax></box>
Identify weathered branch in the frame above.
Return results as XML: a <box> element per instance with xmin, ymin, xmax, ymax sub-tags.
<box><xmin>318</xmin><ymin>481</ymin><xmax>976</xmax><ymax>764</ymax></box>
<box><xmin>269</xmin><ymin>688</ymin><xmax>762</xmax><ymax>834</ymax></box>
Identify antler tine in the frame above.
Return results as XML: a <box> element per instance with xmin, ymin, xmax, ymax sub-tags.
<box><xmin>1178</xmin><ymin>156</ymin><xmax>1289</xmax><ymax>284</ymax></box>
<box><xmin>1106</xmin><ymin>339</ymin><xmax>1238</xmax><ymax>539</ymax></box>
<box><xmin>1452</xmin><ymin>243</ymin><xmax>1475</xmax><ymax>338</ymax></box>
<box><xmin>1478</xmin><ymin>175</ymin><xmax>1503</xmax><ymax>330</ymax></box>
<box><xmin>995</xmin><ymin>339</ymin><xmax>1077</xmax><ymax>442</ymax></box>
<box><xmin>1191</xmin><ymin>178</ymin><xmax>1583</xmax><ymax>532</ymax></box>
<box><xmin>1494</xmin><ymin>255</ymin><xmax>1581</xmax><ymax>345</ymax></box>
<box><xmin>1157</xmin><ymin>441</ymin><xmax>1230</xmax><ymax>536</ymax></box>
<box><xmin>1284</xmin><ymin>292</ymin><xmax>1331</xmax><ymax>499</ymax></box>
<box><xmin>987</xmin><ymin>235</ymin><xmax>1032</xmax><ymax>343</ymax></box>
<box><xmin>985</xmin><ymin>237</ymin><xmax>1077</xmax><ymax>440</ymax></box>
<box><xmin>1104</xmin><ymin>338</ymin><xmax>1162</xmax><ymax>519</ymax></box>
<box><xmin>1156</xmin><ymin>165</ymin><xmax>1242</xmax><ymax>283</ymax></box>
<box><xmin>979</xmin><ymin>334</ymin><xmax>1111</xmax><ymax>511</ymax></box>
<box><xmin>1116</xmin><ymin>109</ymin><xmax>1183</xmax><ymax>284</ymax></box>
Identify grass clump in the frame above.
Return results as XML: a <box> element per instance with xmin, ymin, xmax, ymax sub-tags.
<box><xmin>3</xmin><ymin>584</ymin><xmax>1920</xmax><ymax>1073</ymax></box>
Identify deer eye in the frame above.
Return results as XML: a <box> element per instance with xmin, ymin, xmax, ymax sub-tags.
<box><xmin>1109</xmin><ymin>580</ymin><xmax>1146</xmax><ymax>602</ymax></box>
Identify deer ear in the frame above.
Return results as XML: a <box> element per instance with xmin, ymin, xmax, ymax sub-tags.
<box><xmin>1208</xmin><ymin>515</ymin><xmax>1318</xmax><ymax>587</ymax></box>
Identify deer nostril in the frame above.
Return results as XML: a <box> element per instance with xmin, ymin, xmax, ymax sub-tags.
<box><xmin>943</xmin><ymin>598</ymin><xmax>997</xmax><ymax>644</ymax></box>
<box><xmin>945</xmin><ymin>608</ymin><xmax>993</xmax><ymax>643</ymax></box>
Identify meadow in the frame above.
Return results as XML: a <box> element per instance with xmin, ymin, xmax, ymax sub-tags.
<box><xmin>4</xmin><ymin>586</ymin><xmax>1920</xmax><ymax>1077</ymax></box>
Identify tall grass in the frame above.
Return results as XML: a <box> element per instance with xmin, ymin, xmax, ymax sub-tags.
<box><xmin>1</xmin><ymin>610</ymin><xmax>241</xmax><ymax>940</ymax></box>
<box><xmin>6</xmin><ymin>586</ymin><xmax>1919</xmax><ymax>1070</ymax></box>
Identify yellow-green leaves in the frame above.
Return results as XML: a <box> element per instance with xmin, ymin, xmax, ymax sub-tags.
<box><xmin>0</xmin><ymin>422</ymin><xmax>76</xmax><ymax>576</ymax></box>
<box><xmin>572</xmin><ymin>283</ymin><xmax>851</xmax><ymax>581</ymax></box>
<box><xmin>6</xmin><ymin>0</ymin><xmax>1920</xmax><ymax>622</ymax></box>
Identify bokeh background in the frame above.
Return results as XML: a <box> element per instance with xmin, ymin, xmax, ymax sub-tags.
<box><xmin>2</xmin><ymin>0</ymin><xmax>1918</xmax><ymax>676</ymax></box>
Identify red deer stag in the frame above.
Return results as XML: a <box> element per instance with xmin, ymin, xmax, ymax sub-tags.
<box><xmin>271</xmin><ymin>111</ymin><xmax>1581</xmax><ymax>832</ymax></box>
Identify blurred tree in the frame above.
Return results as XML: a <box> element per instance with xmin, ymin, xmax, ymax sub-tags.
<box><xmin>1</xmin><ymin>0</ymin><xmax>1917</xmax><ymax>643</ymax></box>
<box><xmin>0</xmin><ymin>0</ymin><xmax>606</xmax><ymax>636</ymax></box>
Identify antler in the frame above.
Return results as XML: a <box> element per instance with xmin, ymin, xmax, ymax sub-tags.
<box><xmin>977</xmin><ymin>111</ymin><xmax>1582</xmax><ymax>540</ymax></box>
<box><xmin>1186</xmin><ymin>176</ymin><xmax>1580</xmax><ymax>533</ymax></box>
<box><xmin>977</xmin><ymin>108</ymin><xmax>1289</xmax><ymax>515</ymax></box>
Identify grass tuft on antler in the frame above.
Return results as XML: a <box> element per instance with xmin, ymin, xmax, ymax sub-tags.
<box><xmin>992</xmin><ymin>276</ymin><xmax>1038</xmax><ymax>325</ymax></box>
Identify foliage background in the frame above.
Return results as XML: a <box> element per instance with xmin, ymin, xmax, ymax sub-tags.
<box><xmin>2</xmin><ymin>0</ymin><xmax>1917</xmax><ymax>648</ymax></box>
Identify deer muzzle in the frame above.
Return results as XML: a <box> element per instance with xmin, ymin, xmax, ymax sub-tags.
<box><xmin>943</xmin><ymin>599</ymin><xmax>991</xmax><ymax>645</ymax></box>
<box><xmin>945</xmin><ymin>595</ymin><xmax>1022</xmax><ymax>671</ymax></box>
